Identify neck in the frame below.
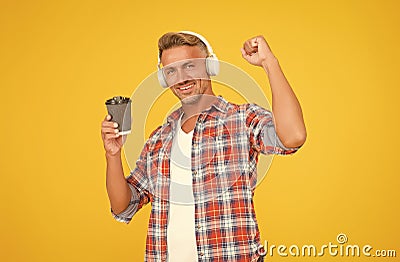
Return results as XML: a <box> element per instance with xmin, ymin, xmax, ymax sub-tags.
<box><xmin>181</xmin><ymin>92</ymin><xmax>217</xmax><ymax>122</ymax></box>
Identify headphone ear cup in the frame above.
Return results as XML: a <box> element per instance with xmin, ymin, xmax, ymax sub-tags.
<box><xmin>157</xmin><ymin>69</ymin><xmax>168</xmax><ymax>88</ymax></box>
<box><xmin>206</xmin><ymin>56</ymin><xmax>220</xmax><ymax>76</ymax></box>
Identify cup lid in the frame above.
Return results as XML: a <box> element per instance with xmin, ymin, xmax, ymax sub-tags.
<box><xmin>105</xmin><ymin>96</ymin><xmax>131</xmax><ymax>105</ymax></box>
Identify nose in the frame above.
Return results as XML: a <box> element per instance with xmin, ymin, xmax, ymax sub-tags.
<box><xmin>175</xmin><ymin>68</ymin><xmax>190</xmax><ymax>85</ymax></box>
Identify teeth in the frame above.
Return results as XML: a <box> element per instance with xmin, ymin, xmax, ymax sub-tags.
<box><xmin>179</xmin><ymin>84</ymin><xmax>194</xmax><ymax>90</ymax></box>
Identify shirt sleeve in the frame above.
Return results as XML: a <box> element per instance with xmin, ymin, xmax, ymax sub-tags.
<box><xmin>111</xmin><ymin>183</ymin><xmax>140</xmax><ymax>224</ymax></box>
<box><xmin>246</xmin><ymin>103</ymin><xmax>302</xmax><ymax>155</ymax></box>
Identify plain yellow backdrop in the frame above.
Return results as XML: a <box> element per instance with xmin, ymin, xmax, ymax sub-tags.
<box><xmin>1</xmin><ymin>0</ymin><xmax>399</xmax><ymax>261</ymax></box>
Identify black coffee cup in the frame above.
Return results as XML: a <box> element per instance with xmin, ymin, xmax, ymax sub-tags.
<box><xmin>105</xmin><ymin>96</ymin><xmax>132</xmax><ymax>135</ymax></box>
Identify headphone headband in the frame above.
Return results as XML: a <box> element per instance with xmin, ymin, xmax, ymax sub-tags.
<box><xmin>157</xmin><ymin>31</ymin><xmax>216</xmax><ymax>68</ymax></box>
<box><xmin>179</xmin><ymin>31</ymin><xmax>215</xmax><ymax>55</ymax></box>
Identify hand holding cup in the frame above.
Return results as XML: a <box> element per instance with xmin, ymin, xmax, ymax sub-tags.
<box><xmin>101</xmin><ymin>96</ymin><xmax>132</xmax><ymax>156</ymax></box>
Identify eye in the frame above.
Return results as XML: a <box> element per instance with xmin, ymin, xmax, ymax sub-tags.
<box><xmin>164</xmin><ymin>68</ymin><xmax>175</xmax><ymax>76</ymax></box>
<box><xmin>185</xmin><ymin>63</ymin><xmax>195</xmax><ymax>69</ymax></box>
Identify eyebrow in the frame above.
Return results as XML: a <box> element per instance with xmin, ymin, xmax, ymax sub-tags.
<box><xmin>164</xmin><ymin>60</ymin><xmax>196</xmax><ymax>70</ymax></box>
<box><xmin>181</xmin><ymin>60</ymin><xmax>195</xmax><ymax>68</ymax></box>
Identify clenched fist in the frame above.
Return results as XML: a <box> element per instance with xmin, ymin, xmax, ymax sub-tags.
<box><xmin>241</xmin><ymin>35</ymin><xmax>277</xmax><ymax>67</ymax></box>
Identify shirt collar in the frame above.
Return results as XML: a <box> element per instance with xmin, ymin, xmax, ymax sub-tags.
<box><xmin>167</xmin><ymin>95</ymin><xmax>229</xmax><ymax>125</ymax></box>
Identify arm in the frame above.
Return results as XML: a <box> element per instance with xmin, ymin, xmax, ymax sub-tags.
<box><xmin>241</xmin><ymin>36</ymin><xmax>306</xmax><ymax>148</ymax></box>
<box><xmin>105</xmin><ymin>151</ymin><xmax>132</xmax><ymax>214</ymax></box>
<box><xmin>101</xmin><ymin>114</ymin><xmax>132</xmax><ymax>214</ymax></box>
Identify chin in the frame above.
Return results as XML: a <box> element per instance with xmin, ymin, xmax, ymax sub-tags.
<box><xmin>180</xmin><ymin>94</ymin><xmax>202</xmax><ymax>104</ymax></box>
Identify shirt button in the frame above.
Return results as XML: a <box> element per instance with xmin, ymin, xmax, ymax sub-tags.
<box><xmin>193</xmin><ymin>143</ymin><xmax>198</xmax><ymax>148</ymax></box>
<box><xmin>199</xmin><ymin>251</ymin><xmax>204</xmax><ymax>256</ymax></box>
<box><xmin>196</xmin><ymin>225</ymin><xmax>201</xmax><ymax>230</ymax></box>
<box><xmin>193</xmin><ymin>171</ymin><xmax>197</xmax><ymax>175</ymax></box>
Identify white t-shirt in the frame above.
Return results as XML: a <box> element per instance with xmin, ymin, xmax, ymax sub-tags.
<box><xmin>167</xmin><ymin>116</ymin><xmax>198</xmax><ymax>262</ymax></box>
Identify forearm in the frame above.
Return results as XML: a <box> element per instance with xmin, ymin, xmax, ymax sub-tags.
<box><xmin>105</xmin><ymin>151</ymin><xmax>132</xmax><ymax>214</ymax></box>
<box><xmin>262</xmin><ymin>57</ymin><xmax>306</xmax><ymax>148</ymax></box>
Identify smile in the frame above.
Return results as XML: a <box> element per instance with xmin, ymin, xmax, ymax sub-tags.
<box><xmin>177</xmin><ymin>83</ymin><xmax>195</xmax><ymax>91</ymax></box>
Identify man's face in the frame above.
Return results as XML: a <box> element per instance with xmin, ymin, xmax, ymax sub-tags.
<box><xmin>160</xmin><ymin>45</ymin><xmax>212</xmax><ymax>104</ymax></box>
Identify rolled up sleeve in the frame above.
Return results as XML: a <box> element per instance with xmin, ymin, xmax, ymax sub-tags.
<box><xmin>111</xmin><ymin>183</ymin><xmax>140</xmax><ymax>224</ymax></box>
<box><xmin>261</xmin><ymin>119</ymin><xmax>301</xmax><ymax>155</ymax></box>
<box><xmin>247</xmin><ymin>103</ymin><xmax>302</xmax><ymax>155</ymax></box>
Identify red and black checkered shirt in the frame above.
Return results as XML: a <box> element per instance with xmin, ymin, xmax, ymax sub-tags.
<box><xmin>112</xmin><ymin>96</ymin><xmax>300</xmax><ymax>261</ymax></box>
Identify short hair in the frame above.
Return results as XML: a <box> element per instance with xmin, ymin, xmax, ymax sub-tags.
<box><xmin>158</xmin><ymin>32</ymin><xmax>209</xmax><ymax>61</ymax></box>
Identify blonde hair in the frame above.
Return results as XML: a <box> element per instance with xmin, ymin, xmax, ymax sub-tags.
<box><xmin>158</xmin><ymin>32</ymin><xmax>209</xmax><ymax>60</ymax></box>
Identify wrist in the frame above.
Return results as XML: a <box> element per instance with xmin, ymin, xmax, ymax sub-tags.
<box><xmin>105</xmin><ymin>150</ymin><xmax>121</xmax><ymax>160</ymax></box>
<box><xmin>261</xmin><ymin>55</ymin><xmax>279</xmax><ymax>73</ymax></box>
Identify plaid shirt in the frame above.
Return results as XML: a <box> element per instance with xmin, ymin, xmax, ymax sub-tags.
<box><xmin>112</xmin><ymin>96</ymin><xmax>300</xmax><ymax>261</ymax></box>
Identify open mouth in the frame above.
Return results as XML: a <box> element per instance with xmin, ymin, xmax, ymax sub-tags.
<box><xmin>176</xmin><ymin>82</ymin><xmax>195</xmax><ymax>93</ymax></box>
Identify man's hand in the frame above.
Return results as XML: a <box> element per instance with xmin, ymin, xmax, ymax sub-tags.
<box><xmin>241</xmin><ymin>35</ymin><xmax>276</xmax><ymax>67</ymax></box>
<box><xmin>101</xmin><ymin>114</ymin><xmax>126</xmax><ymax>157</ymax></box>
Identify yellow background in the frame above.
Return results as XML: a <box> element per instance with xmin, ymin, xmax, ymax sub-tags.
<box><xmin>1</xmin><ymin>0</ymin><xmax>399</xmax><ymax>261</ymax></box>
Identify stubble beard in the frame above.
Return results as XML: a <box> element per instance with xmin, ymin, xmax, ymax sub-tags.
<box><xmin>177</xmin><ymin>79</ymin><xmax>207</xmax><ymax>105</ymax></box>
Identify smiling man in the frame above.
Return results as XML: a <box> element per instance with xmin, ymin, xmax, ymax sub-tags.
<box><xmin>101</xmin><ymin>31</ymin><xmax>306</xmax><ymax>262</ymax></box>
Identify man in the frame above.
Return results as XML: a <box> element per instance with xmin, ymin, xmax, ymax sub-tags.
<box><xmin>101</xmin><ymin>31</ymin><xmax>306</xmax><ymax>262</ymax></box>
